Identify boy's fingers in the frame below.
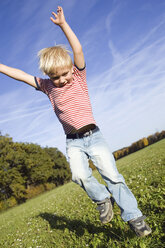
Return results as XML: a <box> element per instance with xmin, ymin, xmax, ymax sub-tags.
<box><xmin>50</xmin><ymin>17</ymin><xmax>55</xmax><ymax>22</ymax></box>
<box><xmin>57</xmin><ymin>6</ymin><xmax>63</xmax><ymax>14</ymax></box>
<box><xmin>52</xmin><ymin>12</ymin><xmax>58</xmax><ymax>18</ymax></box>
<box><xmin>57</xmin><ymin>6</ymin><xmax>62</xmax><ymax>10</ymax></box>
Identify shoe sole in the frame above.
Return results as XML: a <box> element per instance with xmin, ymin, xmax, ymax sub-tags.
<box><xmin>136</xmin><ymin>229</ymin><xmax>152</xmax><ymax>237</ymax></box>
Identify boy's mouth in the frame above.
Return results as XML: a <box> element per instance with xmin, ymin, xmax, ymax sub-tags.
<box><xmin>58</xmin><ymin>81</ymin><xmax>67</xmax><ymax>87</ymax></box>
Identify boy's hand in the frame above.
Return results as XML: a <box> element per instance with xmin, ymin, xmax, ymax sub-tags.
<box><xmin>50</xmin><ymin>6</ymin><xmax>66</xmax><ymax>26</ymax></box>
<box><xmin>50</xmin><ymin>6</ymin><xmax>85</xmax><ymax>69</ymax></box>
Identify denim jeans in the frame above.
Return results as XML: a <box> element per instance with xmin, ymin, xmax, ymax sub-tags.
<box><xmin>66</xmin><ymin>129</ymin><xmax>142</xmax><ymax>222</ymax></box>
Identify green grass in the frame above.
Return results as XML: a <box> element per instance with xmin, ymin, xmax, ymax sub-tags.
<box><xmin>0</xmin><ymin>140</ymin><xmax>165</xmax><ymax>248</ymax></box>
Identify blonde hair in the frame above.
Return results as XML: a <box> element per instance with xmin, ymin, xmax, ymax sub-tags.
<box><xmin>38</xmin><ymin>45</ymin><xmax>73</xmax><ymax>75</ymax></box>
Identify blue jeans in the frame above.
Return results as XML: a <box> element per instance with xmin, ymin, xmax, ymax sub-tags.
<box><xmin>66</xmin><ymin>129</ymin><xmax>142</xmax><ymax>222</ymax></box>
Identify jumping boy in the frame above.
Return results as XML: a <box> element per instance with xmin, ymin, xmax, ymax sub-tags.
<box><xmin>0</xmin><ymin>6</ymin><xmax>151</xmax><ymax>237</ymax></box>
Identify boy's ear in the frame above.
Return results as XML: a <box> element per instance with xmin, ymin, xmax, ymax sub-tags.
<box><xmin>71</xmin><ymin>66</ymin><xmax>74</xmax><ymax>73</ymax></box>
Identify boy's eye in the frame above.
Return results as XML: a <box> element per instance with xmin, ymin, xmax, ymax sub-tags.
<box><xmin>62</xmin><ymin>72</ymin><xmax>68</xmax><ymax>76</ymax></box>
<box><xmin>52</xmin><ymin>76</ymin><xmax>59</xmax><ymax>80</ymax></box>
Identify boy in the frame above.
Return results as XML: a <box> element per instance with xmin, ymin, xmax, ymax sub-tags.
<box><xmin>0</xmin><ymin>6</ymin><xmax>151</xmax><ymax>237</ymax></box>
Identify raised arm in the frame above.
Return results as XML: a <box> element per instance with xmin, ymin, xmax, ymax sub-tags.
<box><xmin>50</xmin><ymin>6</ymin><xmax>85</xmax><ymax>69</ymax></box>
<box><xmin>0</xmin><ymin>63</ymin><xmax>37</xmax><ymax>88</ymax></box>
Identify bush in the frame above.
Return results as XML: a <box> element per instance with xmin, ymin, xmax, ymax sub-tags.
<box><xmin>6</xmin><ymin>197</ymin><xmax>17</xmax><ymax>208</ymax></box>
<box><xmin>44</xmin><ymin>183</ymin><xmax>56</xmax><ymax>191</ymax></box>
<box><xmin>26</xmin><ymin>185</ymin><xmax>45</xmax><ymax>199</ymax></box>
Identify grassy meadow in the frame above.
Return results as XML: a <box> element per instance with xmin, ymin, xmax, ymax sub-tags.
<box><xmin>0</xmin><ymin>139</ymin><xmax>164</xmax><ymax>248</ymax></box>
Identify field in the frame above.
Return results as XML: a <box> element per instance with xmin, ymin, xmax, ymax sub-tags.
<box><xmin>0</xmin><ymin>139</ymin><xmax>164</xmax><ymax>248</ymax></box>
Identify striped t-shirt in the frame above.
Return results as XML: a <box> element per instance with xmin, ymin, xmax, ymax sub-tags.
<box><xmin>35</xmin><ymin>65</ymin><xmax>96</xmax><ymax>134</ymax></box>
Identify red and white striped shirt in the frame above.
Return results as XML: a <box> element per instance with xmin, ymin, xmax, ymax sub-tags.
<box><xmin>35</xmin><ymin>65</ymin><xmax>96</xmax><ymax>134</ymax></box>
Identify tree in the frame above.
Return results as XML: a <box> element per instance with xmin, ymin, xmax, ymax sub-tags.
<box><xmin>0</xmin><ymin>133</ymin><xmax>72</xmax><ymax>211</ymax></box>
<box><xmin>44</xmin><ymin>147</ymin><xmax>71</xmax><ymax>185</ymax></box>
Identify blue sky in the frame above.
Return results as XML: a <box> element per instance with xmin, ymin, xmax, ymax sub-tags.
<box><xmin>0</xmin><ymin>0</ymin><xmax>165</xmax><ymax>154</ymax></box>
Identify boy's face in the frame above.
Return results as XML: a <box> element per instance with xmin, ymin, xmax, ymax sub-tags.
<box><xmin>49</xmin><ymin>66</ymin><xmax>73</xmax><ymax>87</ymax></box>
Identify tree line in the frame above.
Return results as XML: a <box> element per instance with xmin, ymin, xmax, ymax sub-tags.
<box><xmin>0</xmin><ymin>133</ymin><xmax>71</xmax><ymax>211</ymax></box>
<box><xmin>113</xmin><ymin>130</ymin><xmax>165</xmax><ymax>160</ymax></box>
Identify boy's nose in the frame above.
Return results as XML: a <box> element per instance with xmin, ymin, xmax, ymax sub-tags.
<box><xmin>59</xmin><ymin>76</ymin><xmax>65</xmax><ymax>83</ymax></box>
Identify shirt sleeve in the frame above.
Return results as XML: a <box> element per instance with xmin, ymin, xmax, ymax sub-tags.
<box><xmin>73</xmin><ymin>65</ymin><xmax>87</xmax><ymax>91</ymax></box>
<box><xmin>73</xmin><ymin>65</ymin><xmax>86</xmax><ymax>82</ymax></box>
<box><xmin>34</xmin><ymin>76</ymin><xmax>50</xmax><ymax>94</ymax></box>
<box><xmin>74</xmin><ymin>63</ymin><xmax>86</xmax><ymax>71</ymax></box>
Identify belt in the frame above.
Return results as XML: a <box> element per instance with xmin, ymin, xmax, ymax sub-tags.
<box><xmin>66</xmin><ymin>126</ymin><xmax>99</xmax><ymax>139</ymax></box>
